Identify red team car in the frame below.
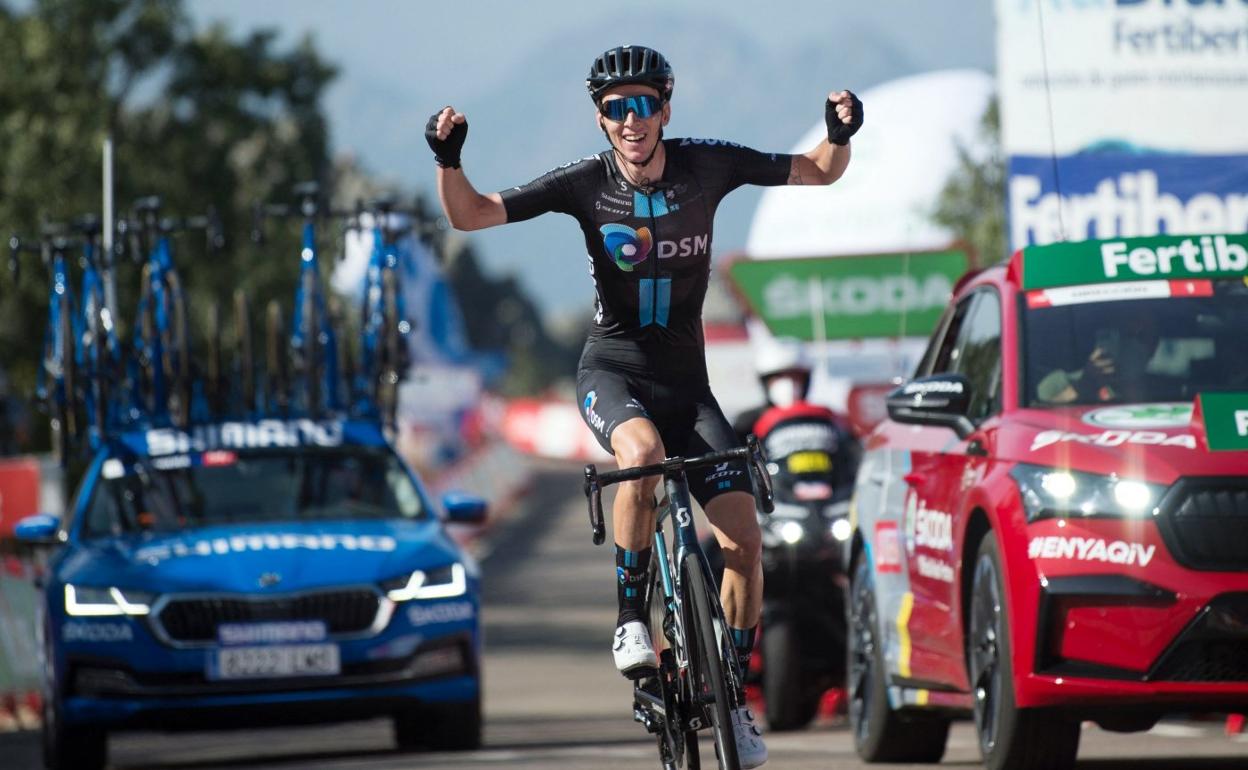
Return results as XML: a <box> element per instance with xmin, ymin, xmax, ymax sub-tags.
<box><xmin>846</xmin><ymin>233</ymin><xmax>1248</xmax><ymax>769</ymax></box>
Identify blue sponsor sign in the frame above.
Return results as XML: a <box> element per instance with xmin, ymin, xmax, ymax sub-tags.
<box><xmin>1007</xmin><ymin>152</ymin><xmax>1248</xmax><ymax>251</ymax></box>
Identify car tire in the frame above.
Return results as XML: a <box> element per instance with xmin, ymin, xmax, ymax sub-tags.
<box><xmin>394</xmin><ymin>698</ymin><xmax>482</xmax><ymax>752</ymax></box>
<box><xmin>968</xmin><ymin>534</ymin><xmax>1080</xmax><ymax>770</ymax></box>
<box><xmin>848</xmin><ymin>556</ymin><xmax>949</xmax><ymax>763</ymax></box>
<box><xmin>43</xmin><ymin>691</ymin><xmax>106</xmax><ymax>770</ymax></box>
<box><xmin>761</xmin><ymin>618</ymin><xmax>821</xmax><ymax>731</ymax></box>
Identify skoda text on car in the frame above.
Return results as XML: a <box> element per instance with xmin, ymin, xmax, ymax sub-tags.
<box><xmin>15</xmin><ymin>418</ymin><xmax>487</xmax><ymax>769</ymax></box>
<box><xmin>844</xmin><ymin>233</ymin><xmax>1248</xmax><ymax>769</ymax></box>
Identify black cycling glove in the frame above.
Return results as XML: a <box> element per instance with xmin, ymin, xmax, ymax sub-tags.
<box><xmin>425</xmin><ymin>109</ymin><xmax>467</xmax><ymax>169</ymax></box>
<box><xmin>825</xmin><ymin>91</ymin><xmax>863</xmax><ymax>146</ymax></box>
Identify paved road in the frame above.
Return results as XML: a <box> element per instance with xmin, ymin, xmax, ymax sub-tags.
<box><xmin>4</xmin><ymin>463</ymin><xmax>1247</xmax><ymax>768</ymax></box>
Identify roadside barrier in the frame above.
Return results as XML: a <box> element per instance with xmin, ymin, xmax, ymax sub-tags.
<box><xmin>0</xmin><ymin>554</ymin><xmax>42</xmax><ymax>732</ymax></box>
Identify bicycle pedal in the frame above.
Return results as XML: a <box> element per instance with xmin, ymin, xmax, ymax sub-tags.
<box><xmin>625</xmin><ymin>664</ymin><xmax>658</xmax><ymax>681</ymax></box>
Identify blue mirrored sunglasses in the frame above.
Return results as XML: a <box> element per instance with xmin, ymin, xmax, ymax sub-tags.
<box><xmin>598</xmin><ymin>94</ymin><xmax>662</xmax><ymax>121</ymax></box>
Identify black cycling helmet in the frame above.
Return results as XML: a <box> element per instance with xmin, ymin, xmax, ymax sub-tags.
<box><xmin>586</xmin><ymin>45</ymin><xmax>675</xmax><ymax>103</ymax></box>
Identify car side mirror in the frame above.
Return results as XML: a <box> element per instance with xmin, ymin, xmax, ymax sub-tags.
<box><xmin>14</xmin><ymin>513</ymin><xmax>63</xmax><ymax>544</ymax></box>
<box><xmin>441</xmin><ymin>492</ymin><xmax>488</xmax><ymax>525</ymax></box>
<box><xmin>886</xmin><ymin>374</ymin><xmax>976</xmax><ymax>439</ymax></box>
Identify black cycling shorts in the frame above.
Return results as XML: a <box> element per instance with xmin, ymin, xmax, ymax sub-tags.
<box><xmin>576</xmin><ymin>367</ymin><xmax>752</xmax><ymax>507</ymax></box>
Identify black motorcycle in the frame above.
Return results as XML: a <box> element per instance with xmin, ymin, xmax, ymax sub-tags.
<box><xmin>711</xmin><ymin>402</ymin><xmax>860</xmax><ymax>730</ymax></box>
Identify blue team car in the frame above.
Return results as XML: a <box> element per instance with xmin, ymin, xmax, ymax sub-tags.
<box><xmin>15</xmin><ymin>418</ymin><xmax>487</xmax><ymax>770</ymax></box>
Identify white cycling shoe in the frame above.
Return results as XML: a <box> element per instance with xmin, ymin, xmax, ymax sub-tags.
<box><xmin>612</xmin><ymin>620</ymin><xmax>658</xmax><ymax>676</ymax></box>
<box><xmin>732</xmin><ymin>706</ymin><xmax>768</xmax><ymax>768</ymax></box>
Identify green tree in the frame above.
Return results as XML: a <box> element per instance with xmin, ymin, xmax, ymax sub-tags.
<box><xmin>0</xmin><ymin>0</ymin><xmax>336</xmax><ymax>448</ymax></box>
<box><xmin>932</xmin><ymin>97</ymin><xmax>1007</xmax><ymax>267</ymax></box>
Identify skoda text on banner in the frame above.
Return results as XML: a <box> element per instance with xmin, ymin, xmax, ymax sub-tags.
<box><xmin>995</xmin><ymin>0</ymin><xmax>1248</xmax><ymax>250</ymax></box>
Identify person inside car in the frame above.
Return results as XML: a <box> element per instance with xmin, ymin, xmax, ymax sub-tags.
<box><xmin>1036</xmin><ymin>314</ymin><xmax>1161</xmax><ymax>404</ymax></box>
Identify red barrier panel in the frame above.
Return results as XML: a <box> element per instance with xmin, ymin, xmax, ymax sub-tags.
<box><xmin>0</xmin><ymin>457</ymin><xmax>41</xmax><ymax>539</ymax></box>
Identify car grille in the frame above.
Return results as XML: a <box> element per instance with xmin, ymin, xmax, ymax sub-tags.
<box><xmin>155</xmin><ymin>589</ymin><xmax>382</xmax><ymax>644</ymax></box>
<box><xmin>1155</xmin><ymin>478</ymin><xmax>1248</xmax><ymax>571</ymax></box>
<box><xmin>1150</xmin><ymin>593</ymin><xmax>1248</xmax><ymax>682</ymax></box>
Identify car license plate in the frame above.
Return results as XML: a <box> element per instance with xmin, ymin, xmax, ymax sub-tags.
<box><xmin>210</xmin><ymin>644</ymin><xmax>340</xmax><ymax>680</ymax></box>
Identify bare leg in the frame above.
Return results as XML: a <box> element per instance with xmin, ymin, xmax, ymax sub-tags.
<box><xmin>609</xmin><ymin>417</ymin><xmax>665</xmax><ymax>551</ymax></box>
<box><xmin>703</xmin><ymin>491</ymin><xmax>763</xmax><ymax>629</ymax></box>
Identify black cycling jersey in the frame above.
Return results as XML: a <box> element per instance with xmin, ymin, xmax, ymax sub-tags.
<box><xmin>501</xmin><ymin>138</ymin><xmax>792</xmax><ymax>383</ymax></box>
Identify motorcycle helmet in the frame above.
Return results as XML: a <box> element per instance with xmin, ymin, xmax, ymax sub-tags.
<box><xmin>755</xmin><ymin>338</ymin><xmax>812</xmax><ymax>407</ymax></box>
<box><xmin>586</xmin><ymin>45</ymin><xmax>675</xmax><ymax>103</ymax></box>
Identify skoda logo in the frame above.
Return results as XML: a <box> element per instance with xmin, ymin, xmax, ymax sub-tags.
<box><xmin>1082</xmin><ymin>403</ymin><xmax>1192</xmax><ymax>429</ymax></box>
<box><xmin>258</xmin><ymin>572</ymin><xmax>282</xmax><ymax>588</ymax></box>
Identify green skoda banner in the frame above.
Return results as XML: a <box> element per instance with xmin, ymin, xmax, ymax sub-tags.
<box><xmin>1023</xmin><ymin>234</ymin><xmax>1248</xmax><ymax>291</ymax></box>
<box><xmin>1199</xmin><ymin>393</ymin><xmax>1248</xmax><ymax>453</ymax></box>
<box><xmin>728</xmin><ymin>250</ymin><xmax>969</xmax><ymax>341</ymax></box>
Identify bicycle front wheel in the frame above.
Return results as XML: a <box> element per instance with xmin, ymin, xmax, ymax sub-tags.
<box><xmin>683</xmin><ymin>557</ymin><xmax>740</xmax><ymax>770</ymax></box>
<box><xmin>161</xmin><ymin>272</ymin><xmax>191</xmax><ymax>427</ymax></box>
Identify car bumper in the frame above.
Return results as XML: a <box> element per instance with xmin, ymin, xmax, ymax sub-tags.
<box><xmin>1015</xmin><ymin>518</ymin><xmax>1248</xmax><ymax>709</ymax></box>
<box><xmin>58</xmin><ymin>631</ymin><xmax>479</xmax><ymax>730</ymax></box>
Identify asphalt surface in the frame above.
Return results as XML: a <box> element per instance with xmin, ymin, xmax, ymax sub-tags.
<box><xmin>4</xmin><ymin>462</ymin><xmax>1248</xmax><ymax>768</ymax></box>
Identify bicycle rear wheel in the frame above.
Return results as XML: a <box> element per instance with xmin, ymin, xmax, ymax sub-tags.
<box><xmin>377</xmin><ymin>268</ymin><xmax>402</xmax><ymax>430</ymax></box>
<box><xmin>233</xmin><ymin>289</ymin><xmax>254</xmax><ymax>415</ymax></box>
<box><xmin>265</xmin><ymin>300</ymin><xmax>288</xmax><ymax>414</ymax></box>
<box><xmin>205</xmin><ymin>301</ymin><xmax>223</xmax><ymax>418</ymax></box>
<box><xmin>53</xmin><ymin>293</ymin><xmax>77</xmax><ymax>465</ymax></box>
<box><xmin>299</xmin><ymin>269</ymin><xmax>321</xmax><ymax>416</ymax></box>
<box><xmin>645</xmin><ymin>558</ymin><xmax>696</xmax><ymax>770</ymax></box>
<box><xmin>684</xmin><ymin>556</ymin><xmax>740</xmax><ymax>770</ymax></box>
<box><xmin>83</xmin><ymin>285</ymin><xmax>111</xmax><ymax>445</ymax></box>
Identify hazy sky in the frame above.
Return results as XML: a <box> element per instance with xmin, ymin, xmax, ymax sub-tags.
<box><xmin>188</xmin><ymin>0</ymin><xmax>997</xmax><ymax>319</ymax></box>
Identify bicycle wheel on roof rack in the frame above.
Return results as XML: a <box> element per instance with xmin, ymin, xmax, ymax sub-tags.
<box><xmin>51</xmin><ymin>291</ymin><xmax>78</xmax><ymax>466</ymax></box>
<box><xmin>265</xmin><ymin>299</ymin><xmax>289</xmax><ymax>415</ymax></box>
<box><xmin>377</xmin><ymin>268</ymin><xmax>403</xmax><ymax>431</ymax></box>
<box><xmin>329</xmin><ymin>295</ymin><xmax>352</xmax><ymax>416</ymax></box>
<box><xmin>234</xmin><ymin>289</ymin><xmax>254</xmax><ymax>417</ymax></box>
<box><xmin>161</xmin><ymin>271</ymin><xmax>191</xmax><ymax>428</ymax></box>
<box><xmin>82</xmin><ymin>282</ymin><xmax>112</xmax><ymax>445</ymax></box>
<box><xmin>298</xmin><ymin>268</ymin><xmax>322</xmax><ymax>418</ymax></box>
<box><xmin>205</xmin><ymin>300</ymin><xmax>224</xmax><ymax>419</ymax></box>
<box><xmin>136</xmin><ymin>263</ymin><xmax>160</xmax><ymax>418</ymax></box>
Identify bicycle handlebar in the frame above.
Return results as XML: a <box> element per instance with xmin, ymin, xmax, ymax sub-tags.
<box><xmin>582</xmin><ymin>435</ymin><xmax>775</xmax><ymax>546</ymax></box>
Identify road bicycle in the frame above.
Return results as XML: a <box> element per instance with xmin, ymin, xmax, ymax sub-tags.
<box><xmin>9</xmin><ymin>227</ymin><xmax>78</xmax><ymax>464</ymax></box>
<box><xmin>354</xmin><ymin>196</ymin><xmax>422</xmax><ymax>430</ymax></box>
<box><xmin>253</xmin><ymin>182</ymin><xmax>343</xmax><ymax>418</ymax></box>
<box><xmin>584</xmin><ymin>437</ymin><xmax>774</xmax><ymax>770</ymax></box>
<box><xmin>71</xmin><ymin>216</ymin><xmax>123</xmax><ymax>449</ymax></box>
<box><xmin>116</xmin><ymin>197</ymin><xmax>217</xmax><ymax>427</ymax></box>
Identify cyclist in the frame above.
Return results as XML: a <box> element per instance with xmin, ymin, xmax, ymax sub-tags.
<box><xmin>426</xmin><ymin>45</ymin><xmax>862</xmax><ymax>766</ymax></box>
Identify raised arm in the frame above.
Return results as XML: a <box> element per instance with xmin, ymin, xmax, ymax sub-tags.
<box><xmin>426</xmin><ymin>107</ymin><xmax>507</xmax><ymax>231</ymax></box>
<box><xmin>788</xmin><ymin>90</ymin><xmax>863</xmax><ymax>186</ymax></box>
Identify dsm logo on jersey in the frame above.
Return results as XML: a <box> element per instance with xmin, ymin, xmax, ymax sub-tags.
<box><xmin>600</xmin><ymin>224</ymin><xmax>653</xmax><ymax>272</ymax></box>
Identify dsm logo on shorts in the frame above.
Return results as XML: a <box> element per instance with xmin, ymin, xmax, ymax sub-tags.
<box><xmin>584</xmin><ymin>390</ymin><xmax>606</xmax><ymax>433</ymax></box>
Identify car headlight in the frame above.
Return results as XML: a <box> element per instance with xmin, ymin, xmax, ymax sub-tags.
<box><xmin>1010</xmin><ymin>464</ymin><xmax>1166</xmax><ymax>522</ymax></box>
<box><xmin>65</xmin><ymin>584</ymin><xmax>153</xmax><ymax>616</ymax></box>
<box><xmin>384</xmin><ymin>563</ymin><xmax>467</xmax><ymax>601</ymax></box>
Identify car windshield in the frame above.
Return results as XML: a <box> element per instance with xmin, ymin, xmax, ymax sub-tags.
<box><xmin>1022</xmin><ymin>278</ymin><xmax>1248</xmax><ymax>407</ymax></box>
<box><xmin>83</xmin><ymin>447</ymin><xmax>428</xmax><ymax>538</ymax></box>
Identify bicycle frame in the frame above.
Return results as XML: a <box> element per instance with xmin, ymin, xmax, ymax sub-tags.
<box><xmin>290</xmin><ymin>214</ymin><xmax>340</xmax><ymax>414</ymax></box>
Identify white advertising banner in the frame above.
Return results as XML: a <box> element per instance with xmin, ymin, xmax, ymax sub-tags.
<box><xmin>996</xmin><ymin>0</ymin><xmax>1248</xmax><ymax>249</ymax></box>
